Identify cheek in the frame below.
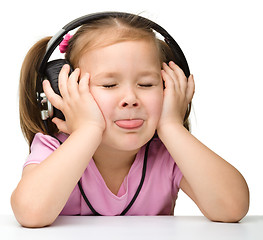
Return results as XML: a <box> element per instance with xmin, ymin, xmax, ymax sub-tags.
<box><xmin>144</xmin><ymin>91</ymin><xmax>164</xmax><ymax>120</ymax></box>
<box><xmin>89</xmin><ymin>88</ymin><xmax>114</xmax><ymax>119</ymax></box>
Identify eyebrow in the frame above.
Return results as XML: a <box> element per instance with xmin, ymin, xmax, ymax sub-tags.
<box><xmin>139</xmin><ymin>71</ymin><xmax>161</xmax><ymax>78</ymax></box>
<box><xmin>93</xmin><ymin>71</ymin><xmax>161</xmax><ymax>80</ymax></box>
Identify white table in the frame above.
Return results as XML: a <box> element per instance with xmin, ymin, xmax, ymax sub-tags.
<box><xmin>1</xmin><ymin>215</ymin><xmax>262</xmax><ymax>240</ymax></box>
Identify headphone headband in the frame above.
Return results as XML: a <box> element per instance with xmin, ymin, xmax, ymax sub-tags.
<box><xmin>38</xmin><ymin>11</ymin><xmax>190</xmax><ymax>77</ymax></box>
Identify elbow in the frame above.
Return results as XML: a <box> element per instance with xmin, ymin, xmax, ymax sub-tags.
<box><xmin>209</xmin><ymin>207</ymin><xmax>249</xmax><ymax>223</ymax></box>
<box><xmin>223</xmin><ymin>187</ymin><xmax>250</xmax><ymax>223</ymax></box>
<box><xmin>208</xmin><ymin>195</ymin><xmax>250</xmax><ymax>223</ymax></box>
<box><xmin>224</xmin><ymin>201</ymin><xmax>249</xmax><ymax>223</ymax></box>
<box><xmin>11</xmin><ymin>191</ymin><xmax>56</xmax><ymax>228</ymax></box>
<box><xmin>16</xmin><ymin>212</ymin><xmax>54</xmax><ymax>228</ymax></box>
<box><xmin>16</xmin><ymin>210</ymin><xmax>55</xmax><ymax>228</ymax></box>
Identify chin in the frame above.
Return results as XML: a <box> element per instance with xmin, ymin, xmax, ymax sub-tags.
<box><xmin>103</xmin><ymin>133</ymin><xmax>153</xmax><ymax>152</ymax></box>
<box><xmin>119</xmin><ymin>134</ymin><xmax>154</xmax><ymax>151</ymax></box>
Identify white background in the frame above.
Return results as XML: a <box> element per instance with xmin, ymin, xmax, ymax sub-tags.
<box><xmin>0</xmin><ymin>0</ymin><xmax>262</xmax><ymax>216</ymax></box>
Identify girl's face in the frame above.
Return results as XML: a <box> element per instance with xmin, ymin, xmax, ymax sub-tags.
<box><xmin>79</xmin><ymin>40</ymin><xmax>163</xmax><ymax>152</ymax></box>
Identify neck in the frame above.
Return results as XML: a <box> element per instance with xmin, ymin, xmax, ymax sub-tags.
<box><xmin>93</xmin><ymin>145</ymin><xmax>140</xmax><ymax>173</ymax></box>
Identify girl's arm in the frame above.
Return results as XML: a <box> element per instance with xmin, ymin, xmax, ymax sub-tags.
<box><xmin>159</xmin><ymin>123</ymin><xmax>249</xmax><ymax>222</ymax></box>
<box><xmin>11</xmin><ymin>127</ymin><xmax>102</xmax><ymax>228</ymax></box>
<box><xmin>11</xmin><ymin>65</ymin><xmax>105</xmax><ymax>227</ymax></box>
<box><xmin>157</xmin><ymin>62</ymin><xmax>249</xmax><ymax>222</ymax></box>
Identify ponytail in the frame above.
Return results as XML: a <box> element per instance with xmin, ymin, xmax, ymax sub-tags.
<box><xmin>19</xmin><ymin>36</ymin><xmax>58</xmax><ymax>148</ymax></box>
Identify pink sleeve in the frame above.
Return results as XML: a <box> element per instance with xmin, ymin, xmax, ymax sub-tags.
<box><xmin>169</xmin><ymin>155</ymin><xmax>183</xmax><ymax>197</ymax></box>
<box><xmin>172</xmin><ymin>163</ymin><xmax>183</xmax><ymax>189</ymax></box>
<box><xmin>159</xmin><ymin>139</ymin><xmax>183</xmax><ymax>198</ymax></box>
<box><xmin>23</xmin><ymin>133</ymin><xmax>61</xmax><ymax>168</ymax></box>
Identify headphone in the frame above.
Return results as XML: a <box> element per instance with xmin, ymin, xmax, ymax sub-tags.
<box><xmin>36</xmin><ymin>11</ymin><xmax>190</xmax><ymax>124</ymax></box>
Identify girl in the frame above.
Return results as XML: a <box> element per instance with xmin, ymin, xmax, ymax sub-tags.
<box><xmin>11</xmin><ymin>12</ymin><xmax>249</xmax><ymax>228</ymax></box>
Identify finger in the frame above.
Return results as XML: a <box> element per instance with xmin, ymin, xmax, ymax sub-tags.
<box><xmin>79</xmin><ymin>72</ymin><xmax>90</xmax><ymax>95</ymax></box>
<box><xmin>163</xmin><ymin>62</ymin><xmax>178</xmax><ymax>81</ymax></box>
<box><xmin>162</xmin><ymin>62</ymin><xmax>178</xmax><ymax>90</ymax></box>
<box><xmin>168</xmin><ymin>61</ymin><xmax>187</xmax><ymax>92</ymax></box>
<box><xmin>42</xmin><ymin>80</ymin><xmax>63</xmax><ymax>109</ymax></box>
<box><xmin>186</xmin><ymin>74</ymin><xmax>195</xmax><ymax>102</ymax></box>
<box><xmin>161</xmin><ymin>69</ymin><xmax>175</xmax><ymax>92</ymax></box>
<box><xmin>58</xmin><ymin>64</ymin><xmax>70</xmax><ymax>99</ymax></box>
<box><xmin>168</xmin><ymin>61</ymin><xmax>186</xmax><ymax>80</ymax></box>
<box><xmin>68</xmin><ymin>68</ymin><xmax>80</xmax><ymax>98</ymax></box>
<box><xmin>52</xmin><ymin>117</ymin><xmax>69</xmax><ymax>134</ymax></box>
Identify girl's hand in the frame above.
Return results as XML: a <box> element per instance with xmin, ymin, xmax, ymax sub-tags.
<box><xmin>43</xmin><ymin>64</ymin><xmax>106</xmax><ymax>134</ymax></box>
<box><xmin>157</xmin><ymin>61</ymin><xmax>195</xmax><ymax>134</ymax></box>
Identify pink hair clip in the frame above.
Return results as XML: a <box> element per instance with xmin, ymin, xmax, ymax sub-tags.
<box><xmin>59</xmin><ymin>34</ymin><xmax>73</xmax><ymax>53</ymax></box>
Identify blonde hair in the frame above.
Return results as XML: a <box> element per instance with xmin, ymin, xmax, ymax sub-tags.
<box><xmin>19</xmin><ymin>14</ymin><xmax>191</xmax><ymax>147</ymax></box>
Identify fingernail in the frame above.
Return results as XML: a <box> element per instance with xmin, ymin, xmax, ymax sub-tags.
<box><xmin>42</xmin><ymin>79</ymin><xmax>49</xmax><ymax>85</ymax></box>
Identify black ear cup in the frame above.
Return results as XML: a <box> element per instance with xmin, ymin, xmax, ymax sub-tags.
<box><xmin>44</xmin><ymin>59</ymin><xmax>74</xmax><ymax>120</ymax></box>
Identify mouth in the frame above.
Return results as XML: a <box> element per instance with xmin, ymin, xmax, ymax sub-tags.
<box><xmin>114</xmin><ymin>119</ymin><xmax>144</xmax><ymax>129</ymax></box>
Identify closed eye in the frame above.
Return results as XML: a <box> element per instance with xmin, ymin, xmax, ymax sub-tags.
<box><xmin>138</xmin><ymin>84</ymin><xmax>153</xmax><ymax>87</ymax></box>
<box><xmin>102</xmin><ymin>84</ymin><xmax>117</xmax><ymax>88</ymax></box>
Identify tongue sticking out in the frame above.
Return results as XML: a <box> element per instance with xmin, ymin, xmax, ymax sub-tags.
<box><xmin>115</xmin><ymin>119</ymin><xmax>144</xmax><ymax>129</ymax></box>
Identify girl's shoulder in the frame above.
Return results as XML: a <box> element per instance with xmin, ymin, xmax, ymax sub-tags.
<box><xmin>147</xmin><ymin>137</ymin><xmax>176</xmax><ymax>168</ymax></box>
<box><xmin>146</xmin><ymin>137</ymin><xmax>183</xmax><ymax>190</ymax></box>
<box><xmin>23</xmin><ymin>132</ymin><xmax>69</xmax><ymax>168</ymax></box>
<box><xmin>32</xmin><ymin>132</ymin><xmax>69</xmax><ymax>147</ymax></box>
<box><xmin>148</xmin><ymin>137</ymin><xmax>170</xmax><ymax>158</ymax></box>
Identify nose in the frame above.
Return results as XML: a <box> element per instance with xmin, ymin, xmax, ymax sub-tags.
<box><xmin>119</xmin><ymin>87</ymin><xmax>139</xmax><ymax>108</ymax></box>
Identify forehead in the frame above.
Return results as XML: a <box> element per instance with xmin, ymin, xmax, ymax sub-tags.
<box><xmin>79</xmin><ymin>40</ymin><xmax>161</xmax><ymax>73</ymax></box>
